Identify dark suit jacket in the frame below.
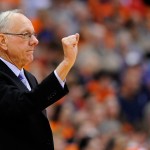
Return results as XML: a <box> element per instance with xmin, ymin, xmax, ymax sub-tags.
<box><xmin>0</xmin><ymin>60</ymin><xmax>69</xmax><ymax>150</ymax></box>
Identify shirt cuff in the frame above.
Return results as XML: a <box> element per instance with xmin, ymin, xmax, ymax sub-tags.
<box><xmin>54</xmin><ymin>70</ymin><xmax>65</xmax><ymax>88</ymax></box>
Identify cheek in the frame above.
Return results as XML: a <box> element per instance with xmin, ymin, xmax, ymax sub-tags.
<box><xmin>8</xmin><ymin>44</ymin><xmax>31</xmax><ymax>63</ymax></box>
<box><xmin>7</xmin><ymin>47</ymin><xmax>21</xmax><ymax>59</ymax></box>
<box><xmin>7</xmin><ymin>39</ymin><xmax>34</xmax><ymax>65</ymax></box>
<box><xmin>7</xmin><ymin>40</ymin><xmax>24</xmax><ymax>56</ymax></box>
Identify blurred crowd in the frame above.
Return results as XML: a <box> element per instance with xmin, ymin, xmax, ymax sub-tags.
<box><xmin>1</xmin><ymin>0</ymin><xmax>150</xmax><ymax>149</ymax></box>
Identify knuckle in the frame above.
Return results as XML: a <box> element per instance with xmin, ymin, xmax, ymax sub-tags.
<box><xmin>61</xmin><ymin>38</ymin><xmax>65</xmax><ymax>42</ymax></box>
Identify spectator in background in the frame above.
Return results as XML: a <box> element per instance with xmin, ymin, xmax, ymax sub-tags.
<box><xmin>117</xmin><ymin>64</ymin><xmax>150</xmax><ymax>128</ymax></box>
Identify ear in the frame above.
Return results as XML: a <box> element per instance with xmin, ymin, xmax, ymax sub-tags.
<box><xmin>0</xmin><ymin>34</ymin><xmax>8</xmax><ymax>50</ymax></box>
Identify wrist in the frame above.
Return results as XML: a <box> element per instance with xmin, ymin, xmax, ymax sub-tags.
<box><xmin>63</xmin><ymin>59</ymin><xmax>74</xmax><ymax>68</ymax></box>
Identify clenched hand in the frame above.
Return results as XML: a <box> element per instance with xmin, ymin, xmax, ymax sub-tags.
<box><xmin>62</xmin><ymin>33</ymin><xmax>79</xmax><ymax>66</ymax></box>
<box><xmin>56</xmin><ymin>33</ymin><xmax>80</xmax><ymax>81</ymax></box>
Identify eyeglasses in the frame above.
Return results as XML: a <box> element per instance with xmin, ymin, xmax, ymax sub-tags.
<box><xmin>2</xmin><ymin>32</ymin><xmax>38</xmax><ymax>40</ymax></box>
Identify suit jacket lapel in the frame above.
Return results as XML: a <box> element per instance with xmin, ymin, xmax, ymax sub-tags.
<box><xmin>24</xmin><ymin>70</ymin><xmax>47</xmax><ymax>117</ymax></box>
<box><xmin>0</xmin><ymin>60</ymin><xmax>47</xmax><ymax>117</ymax></box>
<box><xmin>24</xmin><ymin>70</ymin><xmax>37</xmax><ymax>89</ymax></box>
<box><xmin>0</xmin><ymin>60</ymin><xmax>29</xmax><ymax>92</ymax></box>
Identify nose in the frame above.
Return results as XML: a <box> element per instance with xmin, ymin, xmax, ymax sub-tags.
<box><xmin>29</xmin><ymin>35</ymin><xmax>39</xmax><ymax>46</ymax></box>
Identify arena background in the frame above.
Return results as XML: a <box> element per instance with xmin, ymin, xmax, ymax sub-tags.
<box><xmin>1</xmin><ymin>0</ymin><xmax>150</xmax><ymax>149</ymax></box>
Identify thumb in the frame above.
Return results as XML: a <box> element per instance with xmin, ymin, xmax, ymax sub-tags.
<box><xmin>75</xmin><ymin>33</ymin><xmax>80</xmax><ymax>43</ymax></box>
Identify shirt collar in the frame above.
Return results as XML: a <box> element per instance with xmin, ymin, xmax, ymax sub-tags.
<box><xmin>0</xmin><ymin>57</ymin><xmax>23</xmax><ymax>77</ymax></box>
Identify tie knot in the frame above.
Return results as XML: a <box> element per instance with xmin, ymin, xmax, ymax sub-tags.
<box><xmin>18</xmin><ymin>72</ymin><xmax>24</xmax><ymax>80</ymax></box>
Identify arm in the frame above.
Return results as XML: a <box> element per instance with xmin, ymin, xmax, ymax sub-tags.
<box><xmin>0</xmin><ymin>72</ymin><xmax>68</xmax><ymax>118</ymax></box>
<box><xmin>0</xmin><ymin>34</ymin><xmax>79</xmax><ymax>118</ymax></box>
<box><xmin>55</xmin><ymin>33</ymin><xmax>79</xmax><ymax>81</ymax></box>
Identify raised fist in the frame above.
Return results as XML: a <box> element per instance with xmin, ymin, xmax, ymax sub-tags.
<box><xmin>61</xmin><ymin>33</ymin><xmax>79</xmax><ymax>66</ymax></box>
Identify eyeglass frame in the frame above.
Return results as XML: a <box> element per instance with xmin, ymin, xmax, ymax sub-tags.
<box><xmin>1</xmin><ymin>32</ymin><xmax>38</xmax><ymax>40</ymax></box>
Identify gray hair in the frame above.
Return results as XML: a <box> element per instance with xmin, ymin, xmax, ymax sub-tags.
<box><xmin>0</xmin><ymin>9</ymin><xmax>22</xmax><ymax>33</ymax></box>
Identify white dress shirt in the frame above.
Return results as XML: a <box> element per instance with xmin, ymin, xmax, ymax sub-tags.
<box><xmin>0</xmin><ymin>58</ymin><xmax>65</xmax><ymax>90</ymax></box>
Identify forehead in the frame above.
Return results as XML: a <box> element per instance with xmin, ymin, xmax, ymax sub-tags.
<box><xmin>8</xmin><ymin>13</ymin><xmax>34</xmax><ymax>32</ymax></box>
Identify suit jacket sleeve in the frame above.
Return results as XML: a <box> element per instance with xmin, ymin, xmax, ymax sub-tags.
<box><xmin>0</xmin><ymin>71</ymin><xmax>69</xmax><ymax>118</ymax></box>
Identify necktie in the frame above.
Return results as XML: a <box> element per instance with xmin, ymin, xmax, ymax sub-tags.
<box><xmin>18</xmin><ymin>73</ymin><xmax>27</xmax><ymax>86</ymax></box>
<box><xmin>18</xmin><ymin>71</ymin><xmax>31</xmax><ymax>90</ymax></box>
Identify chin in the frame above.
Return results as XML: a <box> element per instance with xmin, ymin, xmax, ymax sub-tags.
<box><xmin>29</xmin><ymin>55</ymin><xmax>34</xmax><ymax>62</ymax></box>
<box><xmin>24</xmin><ymin>57</ymin><xmax>34</xmax><ymax>66</ymax></box>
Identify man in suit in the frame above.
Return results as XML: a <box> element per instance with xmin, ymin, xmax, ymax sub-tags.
<box><xmin>0</xmin><ymin>9</ymin><xmax>79</xmax><ymax>150</ymax></box>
